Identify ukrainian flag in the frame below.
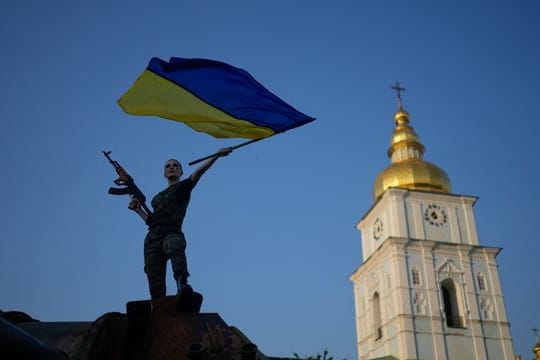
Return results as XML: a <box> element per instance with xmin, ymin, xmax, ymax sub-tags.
<box><xmin>118</xmin><ymin>57</ymin><xmax>315</xmax><ymax>139</ymax></box>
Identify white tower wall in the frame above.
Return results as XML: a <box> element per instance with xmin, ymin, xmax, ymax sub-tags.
<box><xmin>350</xmin><ymin>188</ymin><xmax>514</xmax><ymax>360</ymax></box>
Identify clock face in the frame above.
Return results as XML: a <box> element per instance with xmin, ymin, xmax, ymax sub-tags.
<box><xmin>424</xmin><ymin>204</ymin><xmax>447</xmax><ymax>227</ymax></box>
<box><xmin>373</xmin><ymin>218</ymin><xmax>384</xmax><ymax>240</ymax></box>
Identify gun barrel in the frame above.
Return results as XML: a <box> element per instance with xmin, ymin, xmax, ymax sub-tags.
<box><xmin>103</xmin><ymin>150</ymin><xmax>114</xmax><ymax>163</ymax></box>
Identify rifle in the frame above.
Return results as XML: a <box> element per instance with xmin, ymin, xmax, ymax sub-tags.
<box><xmin>103</xmin><ymin>150</ymin><xmax>153</xmax><ymax>217</ymax></box>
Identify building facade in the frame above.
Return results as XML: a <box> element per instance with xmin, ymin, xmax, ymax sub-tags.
<box><xmin>349</xmin><ymin>91</ymin><xmax>515</xmax><ymax>360</ymax></box>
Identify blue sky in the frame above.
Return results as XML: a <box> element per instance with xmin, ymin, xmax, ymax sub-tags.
<box><xmin>1</xmin><ymin>1</ymin><xmax>539</xmax><ymax>359</ymax></box>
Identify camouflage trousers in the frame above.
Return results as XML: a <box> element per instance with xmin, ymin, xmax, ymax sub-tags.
<box><xmin>143</xmin><ymin>229</ymin><xmax>189</xmax><ymax>300</ymax></box>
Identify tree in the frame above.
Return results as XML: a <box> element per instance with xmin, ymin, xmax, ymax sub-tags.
<box><xmin>293</xmin><ymin>349</ymin><xmax>339</xmax><ymax>360</ymax></box>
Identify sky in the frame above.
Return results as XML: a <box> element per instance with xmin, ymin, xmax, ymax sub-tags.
<box><xmin>1</xmin><ymin>1</ymin><xmax>539</xmax><ymax>359</ymax></box>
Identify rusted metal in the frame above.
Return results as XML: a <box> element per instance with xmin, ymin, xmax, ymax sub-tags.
<box><xmin>187</xmin><ymin>343</ymin><xmax>205</xmax><ymax>359</ymax></box>
<box><xmin>240</xmin><ymin>343</ymin><xmax>258</xmax><ymax>360</ymax></box>
<box><xmin>0</xmin><ymin>317</ymin><xmax>69</xmax><ymax>360</ymax></box>
<box><xmin>4</xmin><ymin>298</ymin><xmax>270</xmax><ymax>360</ymax></box>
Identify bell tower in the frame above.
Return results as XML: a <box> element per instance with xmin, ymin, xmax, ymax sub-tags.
<box><xmin>349</xmin><ymin>85</ymin><xmax>515</xmax><ymax>360</ymax></box>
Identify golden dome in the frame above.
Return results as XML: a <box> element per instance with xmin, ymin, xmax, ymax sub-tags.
<box><xmin>373</xmin><ymin>101</ymin><xmax>451</xmax><ymax>201</ymax></box>
<box><xmin>373</xmin><ymin>159</ymin><xmax>451</xmax><ymax>199</ymax></box>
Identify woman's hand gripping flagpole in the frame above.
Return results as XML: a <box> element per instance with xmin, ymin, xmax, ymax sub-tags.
<box><xmin>188</xmin><ymin>137</ymin><xmax>266</xmax><ymax>166</ymax></box>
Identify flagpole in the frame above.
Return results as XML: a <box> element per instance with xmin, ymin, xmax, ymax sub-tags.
<box><xmin>188</xmin><ymin>137</ymin><xmax>266</xmax><ymax>166</ymax></box>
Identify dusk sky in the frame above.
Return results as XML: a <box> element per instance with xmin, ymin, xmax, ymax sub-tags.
<box><xmin>1</xmin><ymin>1</ymin><xmax>539</xmax><ymax>359</ymax></box>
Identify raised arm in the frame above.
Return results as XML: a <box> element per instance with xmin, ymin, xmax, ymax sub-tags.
<box><xmin>190</xmin><ymin>147</ymin><xmax>232</xmax><ymax>183</ymax></box>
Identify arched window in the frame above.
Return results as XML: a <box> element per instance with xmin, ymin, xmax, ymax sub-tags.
<box><xmin>372</xmin><ymin>292</ymin><xmax>383</xmax><ymax>340</ymax></box>
<box><xmin>411</xmin><ymin>267</ymin><xmax>421</xmax><ymax>286</ymax></box>
<box><xmin>477</xmin><ymin>273</ymin><xmax>487</xmax><ymax>291</ymax></box>
<box><xmin>441</xmin><ymin>278</ymin><xmax>464</xmax><ymax>328</ymax></box>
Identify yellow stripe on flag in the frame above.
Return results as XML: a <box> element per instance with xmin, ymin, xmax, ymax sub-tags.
<box><xmin>118</xmin><ymin>70</ymin><xmax>275</xmax><ymax>139</ymax></box>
